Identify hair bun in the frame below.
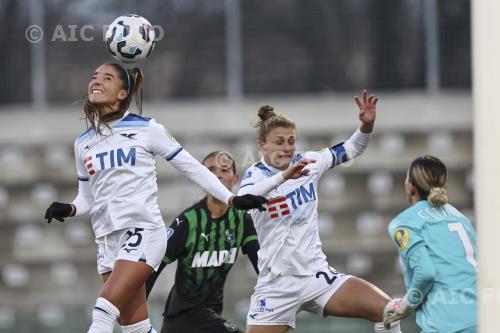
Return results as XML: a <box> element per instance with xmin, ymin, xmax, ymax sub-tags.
<box><xmin>258</xmin><ymin>105</ymin><xmax>276</xmax><ymax>121</ymax></box>
<box><xmin>428</xmin><ymin>187</ymin><xmax>448</xmax><ymax>207</ymax></box>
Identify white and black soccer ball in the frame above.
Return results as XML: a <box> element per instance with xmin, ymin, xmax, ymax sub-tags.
<box><xmin>105</xmin><ymin>14</ymin><xmax>155</xmax><ymax>63</ymax></box>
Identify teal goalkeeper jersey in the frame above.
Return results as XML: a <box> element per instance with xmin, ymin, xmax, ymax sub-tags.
<box><xmin>388</xmin><ymin>201</ymin><xmax>477</xmax><ymax>333</ymax></box>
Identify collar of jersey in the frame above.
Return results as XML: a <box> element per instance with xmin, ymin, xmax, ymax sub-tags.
<box><xmin>109</xmin><ymin>110</ymin><xmax>130</xmax><ymax>126</ymax></box>
<box><xmin>96</xmin><ymin>110</ymin><xmax>130</xmax><ymax>131</ymax></box>
<box><xmin>201</xmin><ymin>197</ymin><xmax>230</xmax><ymax>222</ymax></box>
<box><xmin>259</xmin><ymin>157</ymin><xmax>283</xmax><ymax>175</ymax></box>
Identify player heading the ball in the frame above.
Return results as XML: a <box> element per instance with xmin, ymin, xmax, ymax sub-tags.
<box><xmin>44</xmin><ymin>62</ymin><xmax>266</xmax><ymax>333</ymax></box>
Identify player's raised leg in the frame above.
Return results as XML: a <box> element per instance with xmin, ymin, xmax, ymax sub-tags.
<box><xmin>323</xmin><ymin>277</ymin><xmax>401</xmax><ymax>333</ymax></box>
<box><xmin>88</xmin><ymin>260</ymin><xmax>155</xmax><ymax>333</ymax></box>
<box><xmin>246</xmin><ymin>325</ymin><xmax>289</xmax><ymax>333</ymax></box>
<box><xmin>101</xmin><ymin>270</ymin><xmax>157</xmax><ymax>333</ymax></box>
<box><xmin>119</xmin><ymin>284</ymin><xmax>156</xmax><ymax>333</ymax></box>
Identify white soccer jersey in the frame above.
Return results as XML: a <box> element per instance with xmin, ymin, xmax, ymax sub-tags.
<box><xmin>73</xmin><ymin>111</ymin><xmax>182</xmax><ymax>238</ymax></box>
<box><xmin>238</xmin><ymin>129</ymin><xmax>370</xmax><ymax>282</ymax></box>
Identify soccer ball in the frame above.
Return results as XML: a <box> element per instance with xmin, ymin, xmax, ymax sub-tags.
<box><xmin>105</xmin><ymin>14</ymin><xmax>155</xmax><ymax>63</ymax></box>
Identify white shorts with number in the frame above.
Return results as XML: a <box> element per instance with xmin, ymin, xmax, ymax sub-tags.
<box><xmin>95</xmin><ymin>226</ymin><xmax>167</xmax><ymax>275</ymax></box>
<box><xmin>246</xmin><ymin>266</ymin><xmax>351</xmax><ymax>328</ymax></box>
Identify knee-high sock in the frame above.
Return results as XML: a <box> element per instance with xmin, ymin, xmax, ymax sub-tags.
<box><xmin>121</xmin><ymin>318</ymin><xmax>157</xmax><ymax>333</ymax></box>
<box><xmin>87</xmin><ymin>297</ymin><xmax>120</xmax><ymax>333</ymax></box>
<box><xmin>374</xmin><ymin>321</ymin><xmax>402</xmax><ymax>333</ymax></box>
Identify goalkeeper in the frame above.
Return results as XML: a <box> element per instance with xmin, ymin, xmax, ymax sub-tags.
<box><xmin>384</xmin><ymin>156</ymin><xmax>477</xmax><ymax>333</ymax></box>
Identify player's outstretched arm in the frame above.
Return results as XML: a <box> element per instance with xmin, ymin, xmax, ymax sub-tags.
<box><xmin>167</xmin><ymin>149</ymin><xmax>266</xmax><ymax>211</ymax></box>
<box><xmin>230</xmin><ymin>194</ymin><xmax>267</xmax><ymax>211</ymax></box>
<box><xmin>326</xmin><ymin>90</ymin><xmax>378</xmax><ymax>168</ymax></box>
<box><xmin>238</xmin><ymin>159</ymin><xmax>315</xmax><ymax>196</ymax></box>
<box><xmin>354</xmin><ymin>89</ymin><xmax>378</xmax><ymax>134</ymax></box>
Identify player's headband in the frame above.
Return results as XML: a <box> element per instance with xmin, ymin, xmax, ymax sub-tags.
<box><xmin>118</xmin><ymin>64</ymin><xmax>132</xmax><ymax>95</ymax></box>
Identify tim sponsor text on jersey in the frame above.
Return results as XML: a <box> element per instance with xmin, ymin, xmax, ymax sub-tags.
<box><xmin>84</xmin><ymin>147</ymin><xmax>137</xmax><ymax>175</ymax></box>
<box><xmin>267</xmin><ymin>182</ymin><xmax>317</xmax><ymax>219</ymax></box>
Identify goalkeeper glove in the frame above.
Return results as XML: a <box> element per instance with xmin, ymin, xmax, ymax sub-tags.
<box><xmin>383</xmin><ymin>297</ymin><xmax>415</xmax><ymax>328</ymax></box>
<box><xmin>231</xmin><ymin>194</ymin><xmax>267</xmax><ymax>211</ymax></box>
<box><xmin>45</xmin><ymin>202</ymin><xmax>74</xmax><ymax>223</ymax></box>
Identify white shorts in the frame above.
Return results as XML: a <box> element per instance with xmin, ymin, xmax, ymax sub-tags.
<box><xmin>95</xmin><ymin>226</ymin><xmax>167</xmax><ymax>275</ymax></box>
<box><xmin>247</xmin><ymin>266</ymin><xmax>351</xmax><ymax>328</ymax></box>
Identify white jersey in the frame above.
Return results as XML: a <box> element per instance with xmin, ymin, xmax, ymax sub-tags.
<box><xmin>73</xmin><ymin>111</ymin><xmax>181</xmax><ymax>238</ymax></box>
<box><xmin>238</xmin><ymin>129</ymin><xmax>370</xmax><ymax>282</ymax></box>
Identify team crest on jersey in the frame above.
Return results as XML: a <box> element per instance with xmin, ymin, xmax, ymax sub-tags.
<box><xmin>394</xmin><ymin>228</ymin><xmax>410</xmax><ymax>251</ymax></box>
<box><xmin>225</xmin><ymin>229</ymin><xmax>234</xmax><ymax>243</ymax></box>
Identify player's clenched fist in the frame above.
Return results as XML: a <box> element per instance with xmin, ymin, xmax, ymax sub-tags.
<box><xmin>230</xmin><ymin>194</ymin><xmax>267</xmax><ymax>211</ymax></box>
<box><xmin>45</xmin><ymin>202</ymin><xmax>74</xmax><ymax>223</ymax></box>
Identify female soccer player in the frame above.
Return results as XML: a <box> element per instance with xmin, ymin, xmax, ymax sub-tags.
<box><xmin>238</xmin><ymin>90</ymin><xmax>402</xmax><ymax>333</ymax></box>
<box><xmin>43</xmin><ymin>63</ymin><xmax>266</xmax><ymax>333</ymax></box>
<box><xmin>383</xmin><ymin>156</ymin><xmax>477</xmax><ymax>332</ymax></box>
<box><xmin>146</xmin><ymin>151</ymin><xmax>266</xmax><ymax>333</ymax></box>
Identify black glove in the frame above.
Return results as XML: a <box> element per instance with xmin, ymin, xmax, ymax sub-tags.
<box><xmin>231</xmin><ymin>194</ymin><xmax>267</xmax><ymax>211</ymax></box>
<box><xmin>45</xmin><ymin>202</ymin><xmax>73</xmax><ymax>223</ymax></box>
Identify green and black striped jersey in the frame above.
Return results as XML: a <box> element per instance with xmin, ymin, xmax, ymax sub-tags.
<box><xmin>146</xmin><ymin>198</ymin><xmax>259</xmax><ymax>318</ymax></box>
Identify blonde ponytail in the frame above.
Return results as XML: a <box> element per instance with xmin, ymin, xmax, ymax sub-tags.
<box><xmin>428</xmin><ymin>187</ymin><xmax>448</xmax><ymax>207</ymax></box>
<box><xmin>408</xmin><ymin>155</ymin><xmax>448</xmax><ymax>207</ymax></box>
